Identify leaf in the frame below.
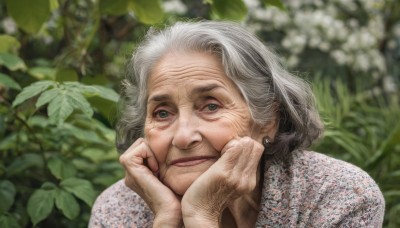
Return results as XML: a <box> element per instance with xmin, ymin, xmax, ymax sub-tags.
<box><xmin>129</xmin><ymin>0</ymin><xmax>164</xmax><ymax>24</ymax></box>
<box><xmin>60</xmin><ymin>178</ymin><xmax>96</xmax><ymax>207</ymax></box>
<box><xmin>54</xmin><ymin>189</ymin><xmax>80</xmax><ymax>220</ymax></box>
<box><xmin>0</xmin><ymin>35</ymin><xmax>20</xmax><ymax>53</ymax></box>
<box><xmin>366</xmin><ymin>121</ymin><xmax>400</xmax><ymax>169</ymax></box>
<box><xmin>65</xmin><ymin>82</ymin><xmax>119</xmax><ymax>102</ymax></box>
<box><xmin>261</xmin><ymin>0</ymin><xmax>287</xmax><ymax>11</ymax></box>
<box><xmin>91</xmin><ymin>85</ymin><xmax>120</xmax><ymax>102</ymax></box>
<box><xmin>0</xmin><ymin>73</ymin><xmax>21</xmax><ymax>90</ymax></box>
<box><xmin>66</xmin><ymin>91</ymin><xmax>93</xmax><ymax>118</ymax></box>
<box><xmin>0</xmin><ymin>180</ymin><xmax>16</xmax><ymax>214</ymax></box>
<box><xmin>49</xmin><ymin>0</ymin><xmax>59</xmax><ymax>11</ymax></box>
<box><xmin>6</xmin><ymin>153</ymin><xmax>44</xmax><ymax>177</ymax></box>
<box><xmin>211</xmin><ymin>0</ymin><xmax>248</xmax><ymax>21</ymax></box>
<box><xmin>47</xmin><ymin>91</ymin><xmax>74</xmax><ymax>125</ymax></box>
<box><xmin>0</xmin><ymin>215</ymin><xmax>20</xmax><ymax>228</ymax></box>
<box><xmin>47</xmin><ymin>157</ymin><xmax>77</xmax><ymax>180</ymax></box>
<box><xmin>27</xmin><ymin>189</ymin><xmax>55</xmax><ymax>226</ymax></box>
<box><xmin>99</xmin><ymin>0</ymin><xmax>130</xmax><ymax>15</ymax></box>
<box><xmin>5</xmin><ymin>0</ymin><xmax>51</xmax><ymax>34</ymax></box>
<box><xmin>63</xmin><ymin>124</ymin><xmax>105</xmax><ymax>144</ymax></box>
<box><xmin>0</xmin><ymin>52</ymin><xmax>27</xmax><ymax>71</ymax></box>
<box><xmin>36</xmin><ymin>88</ymin><xmax>59</xmax><ymax>108</ymax></box>
<box><xmin>76</xmin><ymin>84</ymin><xmax>119</xmax><ymax>102</ymax></box>
<box><xmin>12</xmin><ymin>81</ymin><xmax>56</xmax><ymax>107</ymax></box>
<box><xmin>28</xmin><ymin>67</ymin><xmax>57</xmax><ymax>80</ymax></box>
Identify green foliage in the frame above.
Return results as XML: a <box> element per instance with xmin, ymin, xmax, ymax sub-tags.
<box><xmin>211</xmin><ymin>0</ymin><xmax>248</xmax><ymax>21</ymax></box>
<box><xmin>5</xmin><ymin>0</ymin><xmax>51</xmax><ymax>34</ymax></box>
<box><xmin>0</xmin><ymin>53</ymin><xmax>26</xmax><ymax>71</ymax></box>
<box><xmin>27</xmin><ymin>188</ymin><xmax>55</xmax><ymax>226</ymax></box>
<box><xmin>261</xmin><ymin>0</ymin><xmax>286</xmax><ymax>11</ymax></box>
<box><xmin>312</xmin><ymin>79</ymin><xmax>400</xmax><ymax>227</ymax></box>
<box><xmin>0</xmin><ymin>180</ymin><xmax>16</xmax><ymax>214</ymax></box>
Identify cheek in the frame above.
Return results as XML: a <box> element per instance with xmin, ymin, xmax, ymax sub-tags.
<box><xmin>199</xmin><ymin>112</ymin><xmax>252</xmax><ymax>152</ymax></box>
<box><xmin>144</xmin><ymin>126</ymin><xmax>171</xmax><ymax>164</ymax></box>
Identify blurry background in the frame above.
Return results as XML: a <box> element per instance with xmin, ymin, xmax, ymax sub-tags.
<box><xmin>0</xmin><ymin>0</ymin><xmax>399</xmax><ymax>227</ymax></box>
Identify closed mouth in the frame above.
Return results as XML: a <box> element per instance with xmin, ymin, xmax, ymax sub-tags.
<box><xmin>170</xmin><ymin>156</ymin><xmax>217</xmax><ymax>167</ymax></box>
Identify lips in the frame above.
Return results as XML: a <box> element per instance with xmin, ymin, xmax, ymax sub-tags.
<box><xmin>170</xmin><ymin>156</ymin><xmax>217</xmax><ymax>167</ymax></box>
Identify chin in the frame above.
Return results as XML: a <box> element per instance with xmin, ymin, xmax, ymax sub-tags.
<box><xmin>165</xmin><ymin>172</ymin><xmax>202</xmax><ymax>196</ymax></box>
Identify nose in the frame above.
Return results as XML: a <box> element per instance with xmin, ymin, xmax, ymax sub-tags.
<box><xmin>172</xmin><ymin>112</ymin><xmax>202</xmax><ymax>150</ymax></box>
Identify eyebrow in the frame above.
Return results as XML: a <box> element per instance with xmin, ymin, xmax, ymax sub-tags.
<box><xmin>147</xmin><ymin>83</ymin><xmax>223</xmax><ymax>103</ymax></box>
<box><xmin>192</xmin><ymin>83</ymin><xmax>223</xmax><ymax>94</ymax></box>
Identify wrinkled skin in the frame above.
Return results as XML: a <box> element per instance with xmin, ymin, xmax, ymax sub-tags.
<box><xmin>120</xmin><ymin>52</ymin><xmax>277</xmax><ymax>227</ymax></box>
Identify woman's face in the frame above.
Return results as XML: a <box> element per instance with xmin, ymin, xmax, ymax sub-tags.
<box><xmin>144</xmin><ymin>51</ymin><xmax>264</xmax><ymax>195</ymax></box>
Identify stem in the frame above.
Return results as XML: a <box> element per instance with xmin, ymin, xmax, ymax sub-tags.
<box><xmin>13</xmin><ymin>113</ymin><xmax>48</xmax><ymax>169</ymax></box>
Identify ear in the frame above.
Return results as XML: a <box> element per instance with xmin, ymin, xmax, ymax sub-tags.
<box><xmin>258</xmin><ymin>104</ymin><xmax>279</xmax><ymax>142</ymax></box>
<box><xmin>260</xmin><ymin>116</ymin><xmax>278</xmax><ymax>140</ymax></box>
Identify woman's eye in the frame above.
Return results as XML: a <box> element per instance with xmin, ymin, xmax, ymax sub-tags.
<box><xmin>156</xmin><ymin>110</ymin><xmax>169</xmax><ymax>119</ymax></box>
<box><xmin>205</xmin><ymin>103</ymin><xmax>219</xmax><ymax>112</ymax></box>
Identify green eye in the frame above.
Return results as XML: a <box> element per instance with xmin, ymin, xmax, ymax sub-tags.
<box><xmin>207</xmin><ymin>104</ymin><xmax>218</xmax><ymax>111</ymax></box>
<box><xmin>157</xmin><ymin>110</ymin><xmax>169</xmax><ymax>118</ymax></box>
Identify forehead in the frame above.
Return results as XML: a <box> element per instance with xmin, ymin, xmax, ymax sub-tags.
<box><xmin>148</xmin><ymin>51</ymin><xmax>237</xmax><ymax>91</ymax></box>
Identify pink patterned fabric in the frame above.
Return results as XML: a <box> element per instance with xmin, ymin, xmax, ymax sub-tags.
<box><xmin>90</xmin><ymin>151</ymin><xmax>384</xmax><ymax>227</ymax></box>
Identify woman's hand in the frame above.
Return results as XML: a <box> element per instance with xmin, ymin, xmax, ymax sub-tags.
<box><xmin>181</xmin><ymin>137</ymin><xmax>264</xmax><ymax>227</ymax></box>
<box><xmin>119</xmin><ymin>138</ymin><xmax>183</xmax><ymax>227</ymax></box>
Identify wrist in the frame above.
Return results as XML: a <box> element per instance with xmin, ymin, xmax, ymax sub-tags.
<box><xmin>153</xmin><ymin>203</ymin><xmax>182</xmax><ymax>228</ymax></box>
<box><xmin>182</xmin><ymin>204</ymin><xmax>221</xmax><ymax>227</ymax></box>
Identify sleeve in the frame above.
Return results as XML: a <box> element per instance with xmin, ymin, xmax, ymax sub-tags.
<box><xmin>88</xmin><ymin>180</ymin><xmax>153</xmax><ymax>228</ymax></box>
<box><xmin>306</xmin><ymin>163</ymin><xmax>385</xmax><ymax>228</ymax></box>
<box><xmin>88</xmin><ymin>212</ymin><xmax>106</xmax><ymax>228</ymax></box>
<box><xmin>336</xmin><ymin>192</ymin><xmax>385</xmax><ymax>227</ymax></box>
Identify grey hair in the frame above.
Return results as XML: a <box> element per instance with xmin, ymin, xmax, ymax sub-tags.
<box><xmin>116</xmin><ymin>20</ymin><xmax>323</xmax><ymax>160</ymax></box>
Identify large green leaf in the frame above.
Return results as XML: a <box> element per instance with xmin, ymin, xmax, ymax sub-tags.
<box><xmin>5</xmin><ymin>0</ymin><xmax>51</xmax><ymax>34</ymax></box>
<box><xmin>129</xmin><ymin>0</ymin><xmax>164</xmax><ymax>24</ymax></box>
<box><xmin>47</xmin><ymin>91</ymin><xmax>74</xmax><ymax>125</ymax></box>
<box><xmin>0</xmin><ymin>35</ymin><xmax>20</xmax><ymax>53</ymax></box>
<box><xmin>12</xmin><ymin>81</ymin><xmax>56</xmax><ymax>107</ymax></box>
<box><xmin>27</xmin><ymin>189</ymin><xmax>55</xmax><ymax>226</ymax></box>
<box><xmin>77</xmin><ymin>84</ymin><xmax>119</xmax><ymax>102</ymax></box>
<box><xmin>211</xmin><ymin>0</ymin><xmax>248</xmax><ymax>21</ymax></box>
<box><xmin>54</xmin><ymin>189</ymin><xmax>80</xmax><ymax>220</ymax></box>
<box><xmin>36</xmin><ymin>88</ymin><xmax>59</xmax><ymax>108</ymax></box>
<box><xmin>99</xmin><ymin>0</ymin><xmax>130</xmax><ymax>15</ymax></box>
<box><xmin>66</xmin><ymin>92</ymin><xmax>93</xmax><ymax>118</ymax></box>
<box><xmin>60</xmin><ymin>178</ymin><xmax>96</xmax><ymax>206</ymax></box>
<box><xmin>0</xmin><ymin>52</ymin><xmax>27</xmax><ymax>71</ymax></box>
<box><xmin>47</xmin><ymin>157</ymin><xmax>77</xmax><ymax>180</ymax></box>
<box><xmin>63</xmin><ymin>124</ymin><xmax>105</xmax><ymax>144</ymax></box>
<box><xmin>0</xmin><ymin>180</ymin><xmax>16</xmax><ymax>214</ymax></box>
<box><xmin>0</xmin><ymin>73</ymin><xmax>21</xmax><ymax>90</ymax></box>
<box><xmin>6</xmin><ymin>153</ymin><xmax>44</xmax><ymax>177</ymax></box>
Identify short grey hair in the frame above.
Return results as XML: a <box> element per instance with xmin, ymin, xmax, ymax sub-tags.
<box><xmin>116</xmin><ymin>20</ymin><xmax>323</xmax><ymax>160</ymax></box>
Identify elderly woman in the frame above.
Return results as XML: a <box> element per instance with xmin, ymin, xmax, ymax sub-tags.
<box><xmin>90</xmin><ymin>21</ymin><xmax>384</xmax><ymax>227</ymax></box>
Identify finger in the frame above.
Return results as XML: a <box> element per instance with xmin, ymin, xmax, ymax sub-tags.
<box><xmin>137</xmin><ymin>142</ymin><xmax>159</xmax><ymax>173</ymax></box>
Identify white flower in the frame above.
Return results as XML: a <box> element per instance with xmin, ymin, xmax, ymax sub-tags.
<box><xmin>2</xmin><ymin>17</ymin><xmax>17</xmax><ymax>34</ymax></box>
<box><xmin>287</xmin><ymin>55</ymin><xmax>299</xmax><ymax>67</ymax></box>
<box><xmin>163</xmin><ymin>0</ymin><xmax>187</xmax><ymax>15</ymax></box>
<box><xmin>331</xmin><ymin>50</ymin><xmax>348</xmax><ymax>65</ymax></box>
<box><xmin>354</xmin><ymin>53</ymin><xmax>370</xmax><ymax>72</ymax></box>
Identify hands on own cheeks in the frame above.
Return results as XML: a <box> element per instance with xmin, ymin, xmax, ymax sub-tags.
<box><xmin>119</xmin><ymin>136</ymin><xmax>264</xmax><ymax>227</ymax></box>
<box><xmin>119</xmin><ymin>138</ymin><xmax>183</xmax><ymax>227</ymax></box>
<box><xmin>181</xmin><ymin>137</ymin><xmax>264</xmax><ymax>227</ymax></box>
